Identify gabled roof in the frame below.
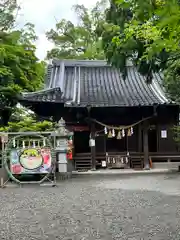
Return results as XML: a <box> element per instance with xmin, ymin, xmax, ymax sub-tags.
<box><xmin>21</xmin><ymin>59</ymin><xmax>174</xmax><ymax>107</ymax></box>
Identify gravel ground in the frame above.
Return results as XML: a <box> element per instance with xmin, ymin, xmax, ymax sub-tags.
<box><xmin>1</xmin><ymin>174</ymin><xmax>180</xmax><ymax>240</ymax></box>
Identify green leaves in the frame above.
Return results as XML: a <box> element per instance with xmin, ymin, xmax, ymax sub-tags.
<box><xmin>0</xmin><ymin>0</ymin><xmax>18</xmax><ymax>31</ymax></box>
<box><xmin>0</xmin><ymin>1</ymin><xmax>45</xmax><ymax>125</ymax></box>
<box><xmin>0</xmin><ymin>104</ymin><xmax>55</xmax><ymax>132</ymax></box>
<box><xmin>102</xmin><ymin>0</ymin><xmax>180</xmax><ymax>85</ymax></box>
<box><xmin>0</xmin><ymin>117</ymin><xmax>55</xmax><ymax>132</ymax></box>
<box><xmin>0</xmin><ymin>31</ymin><xmax>44</xmax><ymax>92</ymax></box>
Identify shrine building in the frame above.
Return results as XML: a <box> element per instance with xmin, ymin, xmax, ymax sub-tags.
<box><xmin>19</xmin><ymin>59</ymin><xmax>180</xmax><ymax>170</ymax></box>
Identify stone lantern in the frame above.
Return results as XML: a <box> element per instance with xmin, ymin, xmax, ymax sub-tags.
<box><xmin>51</xmin><ymin>118</ymin><xmax>73</xmax><ymax>174</ymax></box>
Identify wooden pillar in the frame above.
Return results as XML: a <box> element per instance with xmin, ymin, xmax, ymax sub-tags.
<box><xmin>138</xmin><ymin>123</ymin><xmax>142</xmax><ymax>152</ymax></box>
<box><xmin>156</xmin><ymin>123</ymin><xmax>160</xmax><ymax>152</ymax></box>
<box><xmin>90</xmin><ymin>122</ymin><xmax>96</xmax><ymax>170</ymax></box>
<box><xmin>143</xmin><ymin>121</ymin><xmax>150</xmax><ymax>169</ymax></box>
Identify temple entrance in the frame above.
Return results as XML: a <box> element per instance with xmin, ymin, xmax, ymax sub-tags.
<box><xmin>73</xmin><ymin>131</ymin><xmax>91</xmax><ymax>171</ymax></box>
<box><xmin>73</xmin><ymin>131</ymin><xmax>90</xmax><ymax>154</ymax></box>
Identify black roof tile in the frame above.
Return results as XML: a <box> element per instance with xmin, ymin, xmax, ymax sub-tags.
<box><xmin>21</xmin><ymin>59</ymin><xmax>174</xmax><ymax>107</ymax></box>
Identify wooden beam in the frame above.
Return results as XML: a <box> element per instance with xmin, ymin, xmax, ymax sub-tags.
<box><xmin>143</xmin><ymin>121</ymin><xmax>150</xmax><ymax>169</ymax></box>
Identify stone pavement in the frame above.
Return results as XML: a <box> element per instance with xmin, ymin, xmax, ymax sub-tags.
<box><xmin>1</xmin><ymin>173</ymin><xmax>180</xmax><ymax>239</ymax></box>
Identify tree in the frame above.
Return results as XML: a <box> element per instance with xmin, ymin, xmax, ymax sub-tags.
<box><xmin>46</xmin><ymin>0</ymin><xmax>107</xmax><ymax>60</ymax></box>
<box><xmin>0</xmin><ymin>0</ymin><xmax>19</xmax><ymax>31</ymax></box>
<box><xmin>0</xmin><ymin>27</ymin><xmax>45</xmax><ymax>125</ymax></box>
<box><xmin>102</xmin><ymin>0</ymin><xmax>180</xmax><ymax>143</ymax></box>
<box><xmin>0</xmin><ymin>108</ymin><xmax>55</xmax><ymax>132</ymax></box>
<box><xmin>102</xmin><ymin>0</ymin><xmax>180</xmax><ymax>88</ymax></box>
<box><xmin>0</xmin><ymin>0</ymin><xmax>45</xmax><ymax>125</ymax></box>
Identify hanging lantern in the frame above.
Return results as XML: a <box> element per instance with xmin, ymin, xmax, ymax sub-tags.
<box><xmin>131</xmin><ymin>127</ymin><xmax>134</xmax><ymax>135</ymax></box>
<box><xmin>122</xmin><ymin>129</ymin><xmax>125</xmax><ymax>137</ymax></box>
<box><xmin>104</xmin><ymin>127</ymin><xmax>108</xmax><ymax>134</ymax></box>
<box><xmin>117</xmin><ymin>131</ymin><xmax>122</xmax><ymax>139</ymax></box>
<box><xmin>112</xmin><ymin>129</ymin><xmax>115</xmax><ymax>137</ymax></box>
<box><xmin>108</xmin><ymin>130</ymin><xmax>112</xmax><ymax>138</ymax></box>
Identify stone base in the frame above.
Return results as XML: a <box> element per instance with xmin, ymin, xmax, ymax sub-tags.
<box><xmin>67</xmin><ymin>160</ymin><xmax>74</xmax><ymax>172</ymax></box>
<box><xmin>56</xmin><ymin>172</ymin><xmax>72</xmax><ymax>180</ymax></box>
<box><xmin>91</xmin><ymin>168</ymin><xmax>96</xmax><ymax>171</ymax></box>
<box><xmin>144</xmin><ymin>163</ymin><xmax>150</xmax><ymax>170</ymax></box>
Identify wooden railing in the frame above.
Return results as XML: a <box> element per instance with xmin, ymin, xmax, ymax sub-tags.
<box><xmin>73</xmin><ymin>151</ymin><xmax>180</xmax><ymax>170</ymax></box>
<box><xmin>149</xmin><ymin>153</ymin><xmax>180</xmax><ymax>163</ymax></box>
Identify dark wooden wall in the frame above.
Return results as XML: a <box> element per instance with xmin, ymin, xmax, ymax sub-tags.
<box><xmin>157</xmin><ymin>124</ymin><xmax>177</xmax><ymax>152</ymax></box>
<box><xmin>156</xmin><ymin>106</ymin><xmax>178</xmax><ymax>152</ymax></box>
<box><xmin>23</xmin><ymin>101</ymin><xmax>179</xmax><ymax>154</ymax></box>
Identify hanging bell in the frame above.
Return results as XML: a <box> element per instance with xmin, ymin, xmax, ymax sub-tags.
<box><xmin>108</xmin><ymin>130</ymin><xmax>112</xmax><ymax>138</ymax></box>
<box><xmin>117</xmin><ymin>131</ymin><xmax>122</xmax><ymax>139</ymax></box>
<box><xmin>112</xmin><ymin>129</ymin><xmax>115</xmax><ymax>137</ymax></box>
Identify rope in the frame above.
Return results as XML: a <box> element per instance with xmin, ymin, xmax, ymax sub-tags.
<box><xmin>90</xmin><ymin>116</ymin><xmax>152</xmax><ymax>130</ymax></box>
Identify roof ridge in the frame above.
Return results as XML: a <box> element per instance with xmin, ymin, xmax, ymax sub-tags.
<box><xmin>52</xmin><ymin>59</ymin><xmax>133</xmax><ymax>67</ymax></box>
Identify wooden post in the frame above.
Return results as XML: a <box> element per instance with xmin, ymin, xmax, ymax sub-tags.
<box><xmin>138</xmin><ymin>123</ymin><xmax>142</xmax><ymax>152</ymax></box>
<box><xmin>143</xmin><ymin>121</ymin><xmax>150</xmax><ymax>170</ymax></box>
<box><xmin>156</xmin><ymin>123</ymin><xmax>160</xmax><ymax>152</ymax></box>
<box><xmin>90</xmin><ymin>122</ymin><xmax>96</xmax><ymax>170</ymax></box>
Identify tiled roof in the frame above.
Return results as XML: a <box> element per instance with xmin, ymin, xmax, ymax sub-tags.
<box><xmin>21</xmin><ymin>59</ymin><xmax>174</xmax><ymax>107</ymax></box>
<box><xmin>21</xmin><ymin>88</ymin><xmax>63</xmax><ymax>102</ymax></box>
